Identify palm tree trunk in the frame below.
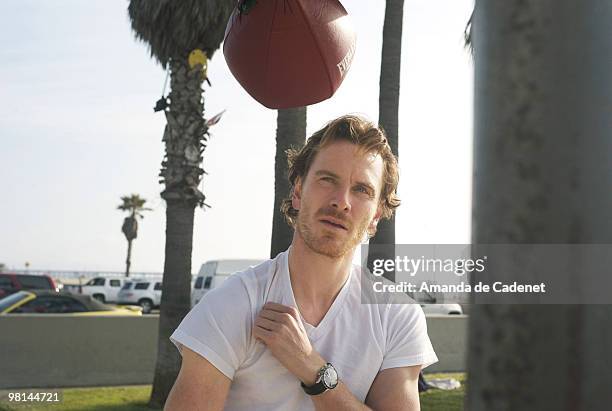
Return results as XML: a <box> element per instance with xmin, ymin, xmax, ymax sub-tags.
<box><xmin>149</xmin><ymin>56</ymin><xmax>205</xmax><ymax>408</ymax></box>
<box><xmin>468</xmin><ymin>1</ymin><xmax>612</xmax><ymax>409</ymax></box>
<box><xmin>367</xmin><ymin>0</ymin><xmax>404</xmax><ymax>281</ymax></box>
<box><xmin>125</xmin><ymin>240</ymin><xmax>132</xmax><ymax>277</ymax></box>
<box><xmin>149</xmin><ymin>199</ymin><xmax>195</xmax><ymax>408</ymax></box>
<box><xmin>270</xmin><ymin>107</ymin><xmax>307</xmax><ymax>258</ymax></box>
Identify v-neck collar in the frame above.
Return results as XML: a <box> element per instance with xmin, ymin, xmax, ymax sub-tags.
<box><xmin>278</xmin><ymin>248</ymin><xmax>353</xmax><ymax>342</ymax></box>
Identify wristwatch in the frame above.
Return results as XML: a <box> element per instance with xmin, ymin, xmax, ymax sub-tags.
<box><xmin>301</xmin><ymin>363</ymin><xmax>339</xmax><ymax>395</ymax></box>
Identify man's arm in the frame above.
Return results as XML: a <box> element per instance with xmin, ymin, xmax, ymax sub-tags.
<box><xmin>164</xmin><ymin>346</ymin><xmax>231</xmax><ymax>411</ymax></box>
<box><xmin>308</xmin><ymin>366</ymin><xmax>421</xmax><ymax>411</ymax></box>
<box><xmin>365</xmin><ymin>366</ymin><xmax>422</xmax><ymax>411</ymax></box>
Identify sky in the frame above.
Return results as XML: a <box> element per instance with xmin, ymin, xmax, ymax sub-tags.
<box><xmin>0</xmin><ymin>0</ymin><xmax>474</xmax><ymax>273</ymax></box>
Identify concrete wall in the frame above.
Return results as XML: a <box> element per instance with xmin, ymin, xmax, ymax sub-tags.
<box><xmin>0</xmin><ymin>315</ymin><xmax>158</xmax><ymax>389</ymax></box>
<box><xmin>0</xmin><ymin>314</ymin><xmax>467</xmax><ymax>389</ymax></box>
<box><xmin>425</xmin><ymin>315</ymin><xmax>468</xmax><ymax>373</ymax></box>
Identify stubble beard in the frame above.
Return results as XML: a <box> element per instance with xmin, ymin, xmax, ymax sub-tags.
<box><xmin>296</xmin><ymin>203</ymin><xmax>371</xmax><ymax>259</ymax></box>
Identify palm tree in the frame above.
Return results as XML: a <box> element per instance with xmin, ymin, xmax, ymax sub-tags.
<box><xmin>270</xmin><ymin>107</ymin><xmax>307</xmax><ymax>258</ymax></box>
<box><xmin>117</xmin><ymin>194</ymin><xmax>152</xmax><ymax>277</ymax></box>
<box><xmin>127</xmin><ymin>1</ymin><xmax>234</xmax><ymax>407</ymax></box>
<box><xmin>367</xmin><ymin>0</ymin><xmax>404</xmax><ymax>282</ymax></box>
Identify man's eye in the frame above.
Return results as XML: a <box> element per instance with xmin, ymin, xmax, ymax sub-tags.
<box><xmin>355</xmin><ymin>186</ymin><xmax>371</xmax><ymax>195</ymax></box>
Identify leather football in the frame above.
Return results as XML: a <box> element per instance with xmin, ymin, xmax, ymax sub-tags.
<box><xmin>223</xmin><ymin>0</ymin><xmax>356</xmax><ymax>109</ymax></box>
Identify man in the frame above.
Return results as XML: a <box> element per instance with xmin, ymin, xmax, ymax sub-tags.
<box><xmin>166</xmin><ymin>115</ymin><xmax>438</xmax><ymax>411</ymax></box>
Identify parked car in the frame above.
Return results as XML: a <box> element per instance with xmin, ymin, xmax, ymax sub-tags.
<box><xmin>0</xmin><ymin>290</ymin><xmax>142</xmax><ymax>315</ymax></box>
<box><xmin>420</xmin><ymin>303</ymin><xmax>463</xmax><ymax>315</ymax></box>
<box><xmin>412</xmin><ymin>290</ymin><xmax>464</xmax><ymax>315</ymax></box>
<box><xmin>191</xmin><ymin>259</ymin><xmax>264</xmax><ymax>307</ymax></box>
<box><xmin>117</xmin><ymin>279</ymin><xmax>162</xmax><ymax>313</ymax></box>
<box><xmin>0</xmin><ymin>273</ymin><xmax>58</xmax><ymax>299</ymax></box>
<box><xmin>79</xmin><ymin>276</ymin><xmax>128</xmax><ymax>303</ymax></box>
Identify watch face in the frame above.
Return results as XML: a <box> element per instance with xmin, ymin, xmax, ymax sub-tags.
<box><xmin>322</xmin><ymin>366</ymin><xmax>338</xmax><ymax>389</ymax></box>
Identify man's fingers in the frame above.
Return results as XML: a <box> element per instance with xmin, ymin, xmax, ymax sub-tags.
<box><xmin>255</xmin><ymin>316</ymin><xmax>280</xmax><ymax>331</ymax></box>
<box><xmin>263</xmin><ymin>302</ymin><xmax>293</xmax><ymax>314</ymax></box>
<box><xmin>262</xmin><ymin>302</ymin><xmax>300</xmax><ymax>320</ymax></box>
<box><xmin>253</xmin><ymin>324</ymin><xmax>272</xmax><ymax>341</ymax></box>
<box><xmin>259</xmin><ymin>309</ymin><xmax>295</xmax><ymax>325</ymax></box>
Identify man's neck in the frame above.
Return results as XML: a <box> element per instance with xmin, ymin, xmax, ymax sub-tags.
<box><xmin>287</xmin><ymin>234</ymin><xmax>355</xmax><ymax>325</ymax></box>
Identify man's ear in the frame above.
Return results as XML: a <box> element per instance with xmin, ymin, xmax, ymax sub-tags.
<box><xmin>292</xmin><ymin>177</ymin><xmax>303</xmax><ymax>211</ymax></box>
<box><xmin>367</xmin><ymin>206</ymin><xmax>383</xmax><ymax>237</ymax></box>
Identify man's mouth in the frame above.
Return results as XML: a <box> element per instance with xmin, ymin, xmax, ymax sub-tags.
<box><xmin>320</xmin><ymin>218</ymin><xmax>348</xmax><ymax>230</ymax></box>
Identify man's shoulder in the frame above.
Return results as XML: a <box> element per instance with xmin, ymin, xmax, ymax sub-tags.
<box><xmin>193</xmin><ymin>257</ymin><xmax>278</xmax><ymax>322</ymax></box>
<box><xmin>214</xmin><ymin>255</ymin><xmax>280</xmax><ymax>302</ymax></box>
<box><xmin>231</xmin><ymin>257</ymin><xmax>277</xmax><ymax>287</ymax></box>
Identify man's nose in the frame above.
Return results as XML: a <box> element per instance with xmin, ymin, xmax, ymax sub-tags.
<box><xmin>330</xmin><ymin>186</ymin><xmax>351</xmax><ymax>212</ymax></box>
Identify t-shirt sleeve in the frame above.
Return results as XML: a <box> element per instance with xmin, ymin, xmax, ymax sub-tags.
<box><xmin>380</xmin><ymin>303</ymin><xmax>439</xmax><ymax>371</ymax></box>
<box><xmin>170</xmin><ymin>274</ymin><xmax>252</xmax><ymax>380</ymax></box>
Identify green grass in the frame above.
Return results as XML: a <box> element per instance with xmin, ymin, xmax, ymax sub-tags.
<box><xmin>0</xmin><ymin>373</ymin><xmax>465</xmax><ymax>411</ymax></box>
<box><xmin>0</xmin><ymin>386</ymin><xmax>159</xmax><ymax>411</ymax></box>
<box><xmin>421</xmin><ymin>373</ymin><xmax>466</xmax><ymax>411</ymax></box>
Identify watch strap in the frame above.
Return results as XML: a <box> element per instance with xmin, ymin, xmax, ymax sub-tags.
<box><xmin>301</xmin><ymin>379</ymin><xmax>328</xmax><ymax>395</ymax></box>
<box><xmin>300</xmin><ymin>363</ymin><xmax>337</xmax><ymax>396</ymax></box>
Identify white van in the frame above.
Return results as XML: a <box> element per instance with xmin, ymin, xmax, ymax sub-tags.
<box><xmin>191</xmin><ymin>259</ymin><xmax>264</xmax><ymax>306</ymax></box>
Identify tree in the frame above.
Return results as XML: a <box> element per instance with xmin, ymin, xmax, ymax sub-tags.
<box><xmin>127</xmin><ymin>1</ymin><xmax>234</xmax><ymax>407</ymax></box>
<box><xmin>117</xmin><ymin>194</ymin><xmax>152</xmax><ymax>277</ymax></box>
<box><xmin>467</xmin><ymin>1</ymin><xmax>612</xmax><ymax>409</ymax></box>
<box><xmin>367</xmin><ymin>0</ymin><xmax>404</xmax><ymax>282</ymax></box>
<box><xmin>270</xmin><ymin>107</ymin><xmax>307</xmax><ymax>258</ymax></box>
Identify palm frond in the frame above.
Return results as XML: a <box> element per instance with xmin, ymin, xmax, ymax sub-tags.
<box><xmin>127</xmin><ymin>0</ymin><xmax>235</xmax><ymax>68</ymax></box>
<box><xmin>464</xmin><ymin>9</ymin><xmax>474</xmax><ymax>56</ymax></box>
<box><xmin>117</xmin><ymin>194</ymin><xmax>153</xmax><ymax>214</ymax></box>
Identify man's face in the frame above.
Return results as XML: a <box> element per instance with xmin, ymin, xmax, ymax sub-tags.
<box><xmin>293</xmin><ymin>140</ymin><xmax>384</xmax><ymax>258</ymax></box>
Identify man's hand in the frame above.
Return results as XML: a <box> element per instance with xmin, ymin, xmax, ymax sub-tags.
<box><xmin>253</xmin><ymin>303</ymin><xmax>422</xmax><ymax>411</ymax></box>
<box><xmin>253</xmin><ymin>302</ymin><xmax>326</xmax><ymax>384</ymax></box>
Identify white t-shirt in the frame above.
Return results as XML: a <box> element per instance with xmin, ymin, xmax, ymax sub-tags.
<box><xmin>170</xmin><ymin>249</ymin><xmax>438</xmax><ymax>411</ymax></box>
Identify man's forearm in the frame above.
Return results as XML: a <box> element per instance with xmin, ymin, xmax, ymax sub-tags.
<box><xmin>310</xmin><ymin>381</ymin><xmax>373</xmax><ymax>411</ymax></box>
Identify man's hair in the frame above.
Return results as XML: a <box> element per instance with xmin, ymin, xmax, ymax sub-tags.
<box><xmin>281</xmin><ymin>114</ymin><xmax>401</xmax><ymax>228</ymax></box>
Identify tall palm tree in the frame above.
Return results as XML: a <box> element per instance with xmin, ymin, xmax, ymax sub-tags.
<box><xmin>368</xmin><ymin>0</ymin><xmax>404</xmax><ymax>282</ymax></box>
<box><xmin>117</xmin><ymin>194</ymin><xmax>152</xmax><ymax>277</ymax></box>
<box><xmin>270</xmin><ymin>107</ymin><xmax>307</xmax><ymax>258</ymax></box>
<box><xmin>127</xmin><ymin>1</ymin><xmax>234</xmax><ymax>407</ymax></box>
